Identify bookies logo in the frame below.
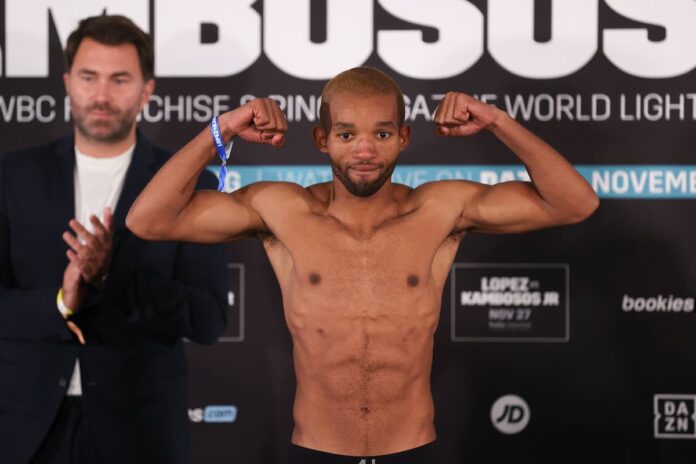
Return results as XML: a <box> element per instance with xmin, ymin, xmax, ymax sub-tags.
<box><xmin>451</xmin><ymin>263</ymin><xmax>569</xmax><ymax>342</ymax></box>
<box><xmin>654</xmin><ymin>395</ymin><xmax>696</xmax><ymax>439</ymax></box>
<box><xmin>491</xmin><ymin>395</ymin><xmax>530</xmax><ymax>435</ymax></box>
<box><xmin>622</xmin><ymin>294</ymin><xmax>694</xmax><ymax>314</ymax></box>
<box><xmin>188</xmin><ymin>405</ymin><xmax>238</xmax><ymax>424</ymax></box>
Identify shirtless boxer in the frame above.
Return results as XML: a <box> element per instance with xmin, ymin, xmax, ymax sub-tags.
<box><xmin>127</xmin><ymin>67</ymin><xmax>598</xmax><ymax>463</ymax></box>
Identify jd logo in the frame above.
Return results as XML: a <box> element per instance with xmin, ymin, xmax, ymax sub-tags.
<box><xmin>491</xmin><ymin>394</ymin><xmax>530</xmax><ymax>434</ymax></box>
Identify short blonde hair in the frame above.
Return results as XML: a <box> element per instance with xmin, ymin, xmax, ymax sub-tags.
<box><xmin>319</xmin><ymin>66</ymin><xmax>405</xmax><ymax>131</ymax></box>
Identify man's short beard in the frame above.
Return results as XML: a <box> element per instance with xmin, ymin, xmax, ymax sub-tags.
<box><xmin>72</xmin><ymin>104</ymin><xmax>137</xmax><ymax>144</ymax></box>
<box><xmin>331</xmin><ymin>161</ymin><xmax>396</xmax><ymax>198</ymax></box>
<box><xmin>75</xmin><ymin>119</ymin><xmax>134</xmax><ymax>144</ymax></box>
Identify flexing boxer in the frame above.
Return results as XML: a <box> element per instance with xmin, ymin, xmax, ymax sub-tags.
<box><xmin>127</xmin><ymin>67</ymin><xmax>598</xmax><ymax>462</ymax></box>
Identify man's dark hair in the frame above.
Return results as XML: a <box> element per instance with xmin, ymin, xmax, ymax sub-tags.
<box><xmin>65</xmin><ymin>14</ymin><xmax>154</xmax><ymax>81</ymax></box>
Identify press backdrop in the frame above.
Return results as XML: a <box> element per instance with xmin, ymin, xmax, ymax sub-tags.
<box><xmin>1</xmin><ymin>1</ymin><xmax>695</xmax><ymax>463</ymax></box>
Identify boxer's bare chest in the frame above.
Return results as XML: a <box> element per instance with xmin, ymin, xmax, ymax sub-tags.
<box><xmin>261</xmin><ymin>207</ymin><xmax>461</xmax><ymax>312</ymax></box>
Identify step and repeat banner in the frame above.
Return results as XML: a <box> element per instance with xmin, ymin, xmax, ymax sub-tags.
<box><xmin>2</xmin><ymin>1</ymin><xmax>696</xmax><ymax>462</ymax></box>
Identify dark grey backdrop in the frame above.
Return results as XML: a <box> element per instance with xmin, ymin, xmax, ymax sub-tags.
<box><xmin>2</xmin><ymin>1</ymin><xmax>695</xmax><ymax>463</ymax></box>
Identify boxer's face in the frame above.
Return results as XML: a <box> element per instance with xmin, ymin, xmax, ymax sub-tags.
<box><xmin>64</xmin><ymin>38</ymin><xmax>154</xmax><ymax>144</ymax></box>
<box><xmin>314</xmin><ymin>93</ymin><xmax>410</xmax><ymax>197</ymax></box>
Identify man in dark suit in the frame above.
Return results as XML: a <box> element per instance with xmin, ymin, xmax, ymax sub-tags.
<box><xmin>0</xmin><ymin>15</ymin><xmax>228</xmax><ymax>464</ymax></box>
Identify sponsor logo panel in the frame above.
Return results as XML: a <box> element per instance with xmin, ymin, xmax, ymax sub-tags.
<box><xmin>183</xmin><ymin>263</ymin><xmax>244</xmax><ymax>343</ymax></box>
<box><xmin>450</xmin><ymin>263</ymin><xmax>569</xmax><ymax>342</ymax></box>
<box><xmin>491</xmin><ymin>395</ymin><xmax>531</xmax><ymax>435</ymax></box>
<box><xmin>622</xmin><ymin>294</ymin><xmax>694</xmax><ymax>314</ymax></box>
<box><xmin>654</xmin><ymin>395</ymin><xmax>696</xmax><ymax>439</ymax></box>
<box><xmin>189</xmin><ymin>405</ymin><xmax>238</xmax><ymax>424</ymax></box>
<box><xmin>220</xmin><ymin>263</ymin><xmax>245</xmax><ymax>342</ymax></box>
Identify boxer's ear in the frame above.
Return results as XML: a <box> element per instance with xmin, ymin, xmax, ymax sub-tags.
<box><xmin>313</xmin><ymin>127</ymin><xmax>328</xmax><ymax>153</ymax></box>
<box><xmin>399</xmin><ymin>125</ymin><xmax>411</xmax><ymax>151</ymax></box>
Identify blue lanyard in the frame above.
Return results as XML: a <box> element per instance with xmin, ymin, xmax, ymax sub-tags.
<box><xmin>210</xmin><ymin>116</ymin><xmax>233</xmax><ymax>192</ymax></box>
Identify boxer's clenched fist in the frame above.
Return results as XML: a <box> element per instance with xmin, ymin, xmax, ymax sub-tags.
<box><xmin>220</xmin><ymin>98</ymin><xmax>288</xmax><ymax>147</ymax></box>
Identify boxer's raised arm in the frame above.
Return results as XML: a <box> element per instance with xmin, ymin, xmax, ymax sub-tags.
<box><xmin>127</xmin><ymin>98</ymin><xmax>287</xmax><ymax>243</ymax></box>
<box><xmin>433</xmin><ymin>92</ymin><xmax>598</xmax><ymax>234</ymax></box>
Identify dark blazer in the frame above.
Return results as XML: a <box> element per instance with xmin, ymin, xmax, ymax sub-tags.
<box><xmin>0</xmin><ymin>133</ymin><xmax>228</xmax><ymax>464</ymax></box>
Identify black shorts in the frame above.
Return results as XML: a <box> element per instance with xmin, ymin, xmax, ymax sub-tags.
<box><xmin>286</xmin><ymin>442</ymin><xmax>437</xmax><ymax>464</ymax></box>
